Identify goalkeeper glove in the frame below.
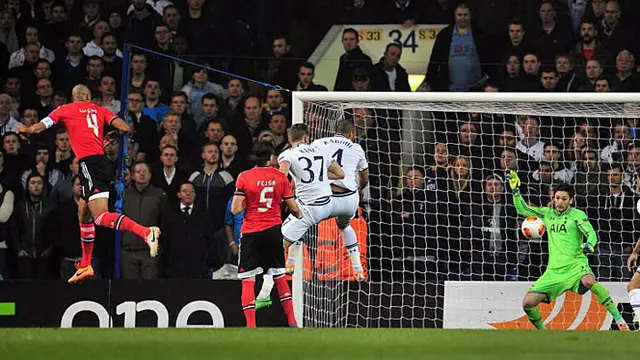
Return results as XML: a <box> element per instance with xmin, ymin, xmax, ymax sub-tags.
<box><xmin>506</xmin><ymin>171</ymin><xmax>521</xmax><ymax>194</ymax></box>
<box><xmin>582</xmin><ymin>242</ymin><xmax>595</xmax><ymax>254</ymax></box>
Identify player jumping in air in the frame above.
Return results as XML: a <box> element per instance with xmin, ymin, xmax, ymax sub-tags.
<box><xmin>232</xmin><ymin>140</ymin><xmax>303</xmax><ymax>328</ymax></box>
<box><xmin>277</xmin><ymin>124</ymin><xmax>345</xmax><ymax>271</ymax></box>
<box><xmin>17</xmin><ymin>85</ymin><xmax>160</xmax><ymax>283</ymax></box>
<box><xmin>507</xmin><ymin>171</ymin><xmax>629</xmax><ymax>331</ymax></box>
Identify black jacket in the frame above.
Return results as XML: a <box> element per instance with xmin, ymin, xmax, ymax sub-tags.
<box><xmin>370</xmin><ymin>61</ymin><xmax>411</xmax><ymax>92</ymax></box>
<box><xmin>52</xmin><ymin>198</ymin><xmax>81</xmax><ymax>258</ymax></box>
<box><xmin>11</xmin><ymin>196</ymin><xmax>56</xmax><ymax>258</ymax></box>
<box><xmin>162</xmin><ymin>204</ymin><xmax>215</xmax><ymax>279</ymax></box>
<box><xmin>150</xmin><ymin>163</ymin><xmax>189</xmax><ymax>207</ymax></box>
<box><xmin>334</xmin><ymin>46</ymin><xmax>373</xmax><ymax>91</ymax></box>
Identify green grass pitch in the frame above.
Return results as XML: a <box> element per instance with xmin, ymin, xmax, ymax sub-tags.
<box><xmin>0</xmin><ymin>328</ymin><xmax>636</xmax><ymax>360</ymax></box>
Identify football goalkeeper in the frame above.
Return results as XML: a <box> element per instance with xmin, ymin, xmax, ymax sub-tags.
<box><xmin>506</xmin><ymin>171</ymin><xmax>629</xmax><ymax>331</ymax></box>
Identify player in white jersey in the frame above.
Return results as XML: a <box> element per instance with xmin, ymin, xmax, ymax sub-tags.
<box><xmin>277</xmin><ymin>124</ymin><xmax>345</xmax><ymax>261</ymax></box>
<box><xmin>311</xmin><ymin>120</ymin><xmax>369</xmax><ymax>281</ymax></box>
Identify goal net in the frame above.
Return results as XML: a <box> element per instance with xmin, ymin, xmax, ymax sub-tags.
<box><xmin>291</xmin><ymin>92</ymin><xmax>640</xmax><ymax>329</ymax></box>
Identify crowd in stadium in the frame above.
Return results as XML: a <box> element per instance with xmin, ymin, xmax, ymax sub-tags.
<box><xmin>0</xmin><ymin>0</ymin><xmax>638</xmax><ymax>283</ymax></box>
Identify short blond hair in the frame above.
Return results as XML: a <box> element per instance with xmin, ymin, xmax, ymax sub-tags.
<box><xmin>72</xmin><ymin>85</ymin><xmax>91</xmax><ymax>102</ymax></box>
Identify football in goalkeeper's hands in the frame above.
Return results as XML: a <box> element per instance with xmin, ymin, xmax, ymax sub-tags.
<box><xmin>521</xmin><ymin>216</ymin><xmax>545</xmax><ymax>240</ymax></box>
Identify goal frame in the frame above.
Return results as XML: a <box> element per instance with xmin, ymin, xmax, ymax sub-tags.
<box><xmin>289</xmin><ymin>91</ymin><xmax>640</xmax><ymax>327</ymax></box>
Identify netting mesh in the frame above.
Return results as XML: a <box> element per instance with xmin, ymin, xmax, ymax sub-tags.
<box><xmin>297</xmin><ymin>97</ymin><xmax>640</xmax><ymax>328</ymax></box>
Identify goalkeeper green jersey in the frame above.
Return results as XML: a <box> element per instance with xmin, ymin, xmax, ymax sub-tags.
<box><xmin>513</xmin><ymin>194</ymin><xmax>597</xmax><ymax>269</ymax></box>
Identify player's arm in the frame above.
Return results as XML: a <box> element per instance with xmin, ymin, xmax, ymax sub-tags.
<box><xmin>278</xmin><ymin>160</ymin><xmax>291</xmax><ymax>176</ymax></box>
<box><xmin>281</xmin><ymin>172</ymin><xmax>302</xmax><ymax>219</ymax></box>
<box><xmin>17</xmin><ymin>120</ymin><xmax>48</xmax><ymax>134</ymax></box>
<box><xmin>284</xmin><ymin>198</ymin><xmax>303</xmax><ymax>219</ymax></box>
<box><xmin>111</xmin><ymin>117</ymin><xmax>133</xmax><ymax>135</ymax></box>
<box><xmin>627</xmin><ymin>238</ymin><xmax>640</xmax><ymax>272</ymax></box>
<box><xmin>327</xmin><ymin>160</ymin><xmax>345</xmax><ymax>180</ymax></box>
<box><xmin>506</xmin><ymin>171</ymin><xmax>547</xmax><ymax>218</ymax></box>
<box><xmin>231</xmin><ymin>175</ymin><xmax>246</xmax><ymax>215</ymax></box>
<box><xmin>358</xmin><ymin>169</ymin><xmax>369</xmax><ymax>190</ymax></box>
<box><xmin>575</xmin><ymin>210</ymin><xmax>598</xmax><ymax>254</ymax></box>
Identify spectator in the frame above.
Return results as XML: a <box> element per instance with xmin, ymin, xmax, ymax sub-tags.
<box><xmin>20</xmin><ymin>145</ymin><xmax>64</xmax><ymax>195</ymax></box>
<box><xmin>78</xmin><ymin>0</ymin><xmax>101</xmax><ymax>42</ymax></box>
<box><xmin>188</xmin><ymin>142</ymin><xmax>234</xmax><ymax>227</ymax></box>
<box><xmin>268</xmin><ymin>112</ymin><xmax>288</xmax><ymax>154</ymax></box>
<box><xmin>163</xmin><ymin>5</ymin><xmax>181</xmax><ymax>36</ymax></box>
<box><xmin>168</xmin><ymin>34</ymin><xmax>190</xmax><ymax>92</ymax></box>
<box><xmin>624</xmin><ymin>144</ymin><xmax>640</xmax><ymax>193</ymax></box>
<box><xmin>129</xmin><ymin>53</ymin><xmax>149</xmax><ymax>93</ymax></box>
<box><xmin>83</xmin><ymin>55</ymin><xmax>104</xmax><ymax>94</ymax></box>
<box><xmin>528</xmin><ymin>160</ymin><xmax>556</xmax><ymax>207</ymax></box>
<box><xmin>55</xmin><ymin>33</ymin><xmax>85</xmax><ymax>95</ymax></box>
<box><xmin>469</xmin><ymin>173</ymin><xmax>519</xmax><ymax>281</ymax></box>
<box><xmin>53</xmin><ymin>175</ymin><xmax>100</xmax><ymax>280</ymax></box>
<box><xmin>532</xmin><ymin>143</ymin><xmax>574</xmax><ymax>184</ymax></box>
<box><xmin>517</xmin><ymin>116</ymin><xmax>546</xmax><ymax>163</ymax></box>
<box><xmin>49</xmin><ymin>156</ymin><xmax>78</xmax><ymax>205</ymax></box>
<box><xmin>203</xmin><ymin>120</ymin><xmax>225</xmax><ymax>145</ymax></box>
<box><xmin>611</xmin><ymin>50</ymin><xmax>640</xmax><ymax>92</ymax></box>
<box><xmin>225</xmin><ymin>78</ymin><xmax>246</xmax><ymax>120</ymax></box>
<box><xmin>0</xmin><ymin>179</ymin><xmax>14</xmax><ymax>279</ymax></box>
<box><xmin>53</xmin><ymin>128</ymin><xmax>73</xmax><ymax>175</ymax></box>
<box><xmin>268</xmin><ymin>36</ymin><xmax>301</xmax><ymax>91</ymax></box>
<box><xmin>594</xmin><ymin>76</ymin><xmax>612</xmax><ymax>92</ymax></box>
<box><xmin>350</xmin><ymin>68</ymin><xmax>371</xmax><ymax>92</ymax></box>
<box><xmin>3</xmin><ymin>72</ymin><xmax>22</xmax><ymax>117</ymax></box>
<box><xmin>499</xmin><ymin>55</ymin><xmax>525</xmax><ymax>91</ymax></box>
<box><xmin>162</xmin><ymin>180</ymin><xmax>215</xmax><ymax>279</ymax></box>
<box><xmin>586</xmin><ymin>0</ymin><xmax>606</xmax><ymax>28</ymax></box>
<box><xmin>127</xmin><ymin>90</ymin><xmax>158</xmax><ymax>161</ymax></box>
<box><xmin>341</xmin><ymin>0</ymin><xmax>378</xmax><ymax>24</ymax></box>
<box><xmin>231</xmin><ymin>97</ymin><xmax>268</xmax><ymax>156</ymax></box>
<box><xmin>595</xmin><ymin>163</ymin><xmax>635</xmax><ymax>281</ymax></box>
<box><xmin>450</xmin><ymin>121</ymin><xmax>493</xmax><ymax>176</ymax></box>
<box><xmin>424</xmin><ymin>142</ymin><xmax>449</xmax><ymax>196</ymax></box>
<box><xmin>8</xmin><ymin>26</ymin><xmax>55</xmax><ymax>69</ymax></box>
<box><xmin>198</xmin><ymin>93</ymin><xmax>225</xmax><ymax>133</ymax></box>
<box><xmin>521</xmin><ymin>52</ymin><xmax>542</xmax><ymax>90</ymax></box>
<box><xmin>47</xmin><ymin>3</ymin><xmax>74</xmax><ymax>52</ymax></box>
<box><xmin>126</xmin><ymin>0</ymin><xmax>162</xmax><ymax>48</ymax></box>
<box><xmin>121</xmin><ymin>160</ymin><xmax>169</xmax><ymax>280</ymax></box>
<box><xmin>423</xmin><ymin>4</ymin><xmax>486</xmax><ymax>91</ymax></box>
<box><xmin>151</xmin><ymin>144</ymin><xmax>189</xmax><ymax>208</ymax></box>
<box><xmin>502</xmin><ymin>19</ymin><xmax>536</xmax><ymax>63</ymax></box>
<box><xmin>539</xmin><ymin>67</ymin><xmax>559</xmax><ymax>91</ymax></box>
<box><xmin>82</xmin><ymin>20</ymin><xmax>114</xmax><ymax>58</ymax></box>
<box><xmin>296</xmin><ymin>62</ymin><xmax>328</xmax><ymax>91</ymax></box>
<box><xmin>574</xmin><ymin>148</ymin><xmax>602</xmax><ymax>208</ymax></box>
<box><xmin>223</xmin><ymin>196</ymin><xmax>241</xmax><ymax>259</ymax></box>
<box><xmin>181</xmin><ymin>67</ymin><xmax>227</xmax><ymax>123</ymax></box>
<box><xmin>0</xmin><ymin>9</ymin><xmax>19</xmax><ymax>54</ymax></box>
<box><xmin>569</xmin><ymin>19</ymin><xmax>613</xmax><ymax>77</ymax></box>
<box><xmin>101</xmin><ymin>34</ymin><xmax>123</xmax><ymax>81</ymax></box>
<box><xmin>169</xmin><ymin>91</ymin><xmax>197</xmax><ymax>135</ymax></box>
<box><xmin>371</xmin><ymin>43</ymin><xmax>411</xmax><ymax>92</ymax></box>
<box><xmin>3</xmin><ymin>132</ymin><xmax>29</xmax><ymax>176</ymax></box>
<box><xmin>11</xmin><ymin>173</ymin><xmax>55</xmax><ymax>279</ymax></box>
<box><xmin>33</xmin><ymin>78</ymin><xmax>55</xmax><ymax>118</ymax></box>
<box><xmin>180</xmin><ymin>0</ymin><xmax>223</xmax><ymax>58</ymax></box>
<box><xmin>264</xmin><ymin>89</ymin><xmax>288</xmax><ymax>117</ymax></box>
<box><xmin>96</xmin><ymin>75</ymin><xmax>120</xmax><ymax>115</ymax></box>
<box><xmin>528</xmin><ymin>1</ymin><xmax>574</xmax><ymax>66</ymax></box>
<box><xmin>142</xmin><ymin>80</ymin><xmax>170</xmax><ymax>124</ymax></box>
<box><xmin>334</xmin><ymin>28</ymin><xmax>373</xmax><ymax>91</ymax></box>
<box><xmin>555</xmin><ymin>54</ymin><xmax>584</xmax><ymax>92</ymax></box>
<box><xmin>423</xmin><ymin>0</ymin><xmax>456</xmax><ymax>24</ymax></box>
<box><xmin>601</xmin><ymin>121</ymin><xmax>631</xmax><ymax>164</ymax></box>
<box><xmin>0</xmin><ymin>94</ymin><xmax>21</xmax><ymax>136</ymax></box>
<box><xmin>597</xmin><ymin>0</ymin><xmax>633</xmax><ymax>60</ymax></box>
<box><xmin>219</xmin><ymin>135</ymin><xmax>250</xmax><ymax>180</ymax></box>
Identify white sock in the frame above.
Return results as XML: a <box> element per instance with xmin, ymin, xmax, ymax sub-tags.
<box><xmin>341</xmin><ymin>226</ymin><xmax>362</xmax><ymax>272</ymax></box>
<box><xmin>286</xmin><ymin>241</ymin><xmax>301</xmax><ymax>266</ymax></box>
<box><xmin>257</xmin><ymin>275</ymin><xmax>274</xmax><ymax>300</ymax></box>
<box><xmin>630</xmin><ymin>289</ymin><xmax>640</xmax><ymax>322</ymax></box>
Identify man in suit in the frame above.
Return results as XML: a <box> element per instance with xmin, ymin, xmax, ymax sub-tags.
<box><xmin>161</xmin><ymin>181</ymin><xmax>216</xmax><ymax>279</ymax></box>
<box><xmin>151</xmin><ymin>144</ymin><xmax>189</xmax><ymax>207</ymax></box>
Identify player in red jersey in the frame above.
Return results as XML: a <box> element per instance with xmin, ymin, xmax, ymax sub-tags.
<box><xmin>17</xmin><ymin>85</ymin><xmax>160</xmax><ymax>283</ymax></box>
<box><xmin>232</xmin><ymin>140</ymin><xmax>303</xmax><ymax>328</ymax></box>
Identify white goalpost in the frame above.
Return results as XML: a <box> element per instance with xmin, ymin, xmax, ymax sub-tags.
<box><xmin>290</xmin><ymin>91</ymin><xmax>640</xmax><ymax>329</ymax></box>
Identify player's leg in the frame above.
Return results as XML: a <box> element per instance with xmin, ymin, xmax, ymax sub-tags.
<box><xmin>88</xmin><ymin>197</ymin><xmax>160</xmax><ymax>257</ymax></box>
<box><xmin>255</xmin><ymin>274</ymin><xmax>274</xmax><ymax>310</ymax></box>
<box><xmin>332</xmin><ymin>192</ymin><xmax>364</xmax><ymax>280</ymax></box>
<box><xmin>522</xmin><ymin>292</ymin><xmax>548</xmax><ymax>330</ymax></box>
<box><xmin>265</xmin><ymin>226</ymin><xmax>297</xmax><ymax>327</ymax></box>
<box><xmin>237</xmin><ymin>233</ymin><xmax>260</xmax><ymax>328</ymax></box>
<box><xmin>281</xmin><ymin>204</ymin><xmax>313</xmax><ymax>274</ymax></box>
<box><xmin>580</xmin><ymin>274</ymin><xmax>629</xmax><ymax>330</ymax></box>
<box><xmin>627</xmin><ymin>271</ymin><xmax>640</xmax><ymax>329</ymax></box>
<box><xmin>68</xmin><ymin>198</ymin><xmax>95</xmax><ymax>283</ymax></box>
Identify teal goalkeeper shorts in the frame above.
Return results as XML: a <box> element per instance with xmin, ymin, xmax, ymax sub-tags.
<box><xmin>528</xmin><ymin>261</ymin><xmax>594</xmax><ymax>303</ymax></box>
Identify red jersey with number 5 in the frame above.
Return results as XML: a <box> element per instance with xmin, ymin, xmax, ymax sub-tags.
<box><xmin>234</xmin><ymin>166</ymin><xmax>294</xmax><ymax>235</ymax></box>
<box><xmin>45</xmin><ymin>102</ymin><xmax>118</xmax><ymax>160</ymax></box>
